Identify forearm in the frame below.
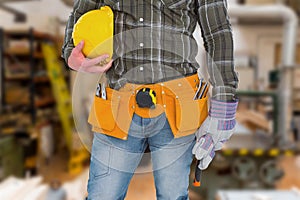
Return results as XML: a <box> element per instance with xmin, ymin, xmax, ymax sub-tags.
<box><xmin>197</xmin><ymin>0</ymin><xmax>239</xmax><ymax>101</ymax></box>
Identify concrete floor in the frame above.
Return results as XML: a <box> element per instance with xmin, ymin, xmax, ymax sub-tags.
<box><xmin>126</xmin><ymin>172</ymin><xmax>156</xmax><ymax>200</ymax></box>
<box><xmin>126</xmin><ymin>172</ymin><xmax>201</xmax><ymax>200</ymax></box>
<box><xmin>126</xmin><ymin>156</ymin><xmax>300</xmax><ymax>200</ymax></box>
<box><xmin>276</xmin><ymin>156</ymin><xmax>300</xmax><ymax>189</ymax></box>
<box><xmin>38</xmin><ymin>151</ymin><xmax>202</xmax><ymax>199</ymax></box>
<box><xmin>38</xmin><ymin>152</ymin><xmax>300</xmax><ymax>200</ymax></box>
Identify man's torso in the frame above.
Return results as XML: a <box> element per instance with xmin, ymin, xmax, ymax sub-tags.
<box><xmin>99</xmin><ymin>0</ymin><xmax>200</xmax><ymax>89</ymax></box>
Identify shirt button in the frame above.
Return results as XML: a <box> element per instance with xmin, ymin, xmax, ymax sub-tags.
<box><xmin>139</xmin><ymin>17</ymin><xmax>144</xmax><ymax>22</ymax></box>
<box><xmin>162</xmin><ymin>91</ymin><xmax>165</xmax><ymax>94</ymax></box>
<box><xmin>139</xmin><ymin>43</ymin><xmax>144</xmax><ymax>47</ymax></box>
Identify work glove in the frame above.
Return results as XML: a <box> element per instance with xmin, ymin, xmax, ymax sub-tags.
<box><xmin>192</xmin><ymin>99</ymin><xmax>238</xmax><ymax>170</ymax></box>
<box><xmin>68</xmin><ymin>40</ymin><xmax>113</xmax><ymax>73</ymax></box>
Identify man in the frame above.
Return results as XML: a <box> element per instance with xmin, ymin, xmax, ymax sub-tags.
<box><xmin>62</xmin><ymin>0</ymin><xmax>239</xmax><ymax>199</ymax></box>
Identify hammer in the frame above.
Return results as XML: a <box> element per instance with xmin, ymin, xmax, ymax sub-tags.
<box><xmin>193</xmin><ymin>160</ymin><xmax>202</xmax><ymax>187</ymax></box>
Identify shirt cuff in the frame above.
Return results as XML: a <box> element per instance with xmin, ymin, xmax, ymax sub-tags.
<box><xmin>209</xmin><ymin>98</ymin><xmax>239</xmax><ymax>130</ymax></box>
<box><xmin>211</xmin><ymin>86</ymin><xmax>237</xmax><ymax>102</ymax></box>
<box><xmin>209</xmin><ymin>98</ymin><xmax>238</xmax><ymax>119</ymax></box>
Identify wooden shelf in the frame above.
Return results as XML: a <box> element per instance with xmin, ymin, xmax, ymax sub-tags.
<box><xmin>33</xmin><ymin>76</ymin><xmax>50</xmax><ymax>83</ymax></box>
<box><xmin>4</xmin><ymin>49</ymin><xmax>44</xmax><ymax>59</ymax></box>
<box><xmin>5</xmin><ymin>74</ymin><xmax>30</xmax><ymax>81</ymax></box>
<box><xmin>1</xmin><ymin>28</ymin><xmax>58</xmax><ymax>125</ymax></box>
<box><xmin>4</xmin><ymin>29</ymin><xmax>55</xmax><ymax>41</ymax></box>
<box><xmin>5</xmin><ymin>75</ymin><xmax>50</xmax><ymax>83</ymax></box>
<box><xmin>34</xmin><ymin>97</ymin><xmax>55</xmax><ymax>108</ymax></box>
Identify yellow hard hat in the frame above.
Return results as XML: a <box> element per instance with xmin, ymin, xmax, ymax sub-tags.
<box><xmin>72</xmin><ymin>6</ymin><xmax>114</xmax><ymax>59</ymax></box>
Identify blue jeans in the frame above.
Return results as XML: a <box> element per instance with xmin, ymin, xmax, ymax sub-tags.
<box><xmin>87</xmin><ymin>113</ymin><xmax>195</xmax><ymax>200</ymax></box>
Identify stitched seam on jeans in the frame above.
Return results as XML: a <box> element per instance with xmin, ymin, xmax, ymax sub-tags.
<box><xmin>95</xmin><ymin>133</ymin><xmax>147</xmax><ymax>154</ymax></box>
<box><xmin>150</xmin><ymin>136</ymin><xmax>195</xmax><ymax>149</ymax></box>
<box><xmin>91</xmin><ymin>146</ymin><xmax>112</xmax><ymax>178</ymax></box>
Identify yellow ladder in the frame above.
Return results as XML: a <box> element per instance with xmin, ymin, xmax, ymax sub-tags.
<box><xmin>41</xmin><ymin>42</ymin><xmax>89</xmax><ymax>175</ymax></box>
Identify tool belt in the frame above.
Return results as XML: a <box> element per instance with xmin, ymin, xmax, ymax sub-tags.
<box><xmin>88</xmin><ymin>74</ymin><xmax>209</xmax><ymax>140</ymax></box>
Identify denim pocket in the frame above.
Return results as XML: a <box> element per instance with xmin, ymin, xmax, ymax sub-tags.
<box><xmin>89</xmin><ymin>138</ymin><xmax>112</xmax><ymax>179</ymax></box>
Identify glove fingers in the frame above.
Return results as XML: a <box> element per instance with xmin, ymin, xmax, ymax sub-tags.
<box><xmin>194</xmin><ymin>135</ymin><xmax>214</xmax><ymax>160</ymax></box>
<box><xmin>192</xmin><ymin>137</ymin><xmax>204</xmax><ymax>154</ymax></box>
<box><xmin>214</xmin><ymin>143</ymin><xmax>223</xmax><ymax>151</ymax></box>
<box><xmin>221</xmin><ymin>128</ymin><xmax>235</xmax><ymax>141</ymax></box>
<box><xmin>198</xmin><ymin>150</ymin><xmax>216</xmax><ymax>170</ymax></box>
<box><xmin>194</xmin><ymin>138</ymin><xmax>214</xmax><ymax>160</ymax></box>
<box><xmin>214</xmin><ymin>139</ymin><xmax>228</xmax><ymax>151</ymax></box>
<box><xmin>195</xmin><ymin>117</ymin><xmax>210</xmax><ymax>138</ymax></box>
<box><xmin>211</xmin><ymin>128</ymin><xmax>235</xmax><ymax>145</ymax></box>
<box><xmin>192</xmin><ymin>137</ymin><xmax>205</xmax><ymax>154</ymax></box>
<box><xmin>192</xmin><ymin>142</ymin><xmax>200</xmax><ymax>154</ymax></box>
<box><xmin>194</xmin><ymin>145</ymin><xmax>210</xmax><ymax>160</ymax></box>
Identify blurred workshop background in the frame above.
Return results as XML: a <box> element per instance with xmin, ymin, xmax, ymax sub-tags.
<box><xmin>1</xmin><ymin>0</ymin><xmax>300</xmax><ymax>199</ymax></box>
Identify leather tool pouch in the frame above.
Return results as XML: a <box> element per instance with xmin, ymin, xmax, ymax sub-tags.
<box><xmin>88</xmin><ymin>87</ymin><xmax>135</xmax><ymax>140</ymax></box>
<box><xmin>164</xmin><ymin>85</ymin><xmax>209</xmax><ymax>138</ymax></box>
<box><xmin>88</xmin><ymin>75</ymin><xmax>209</xmax><ymax>140</ymax></box>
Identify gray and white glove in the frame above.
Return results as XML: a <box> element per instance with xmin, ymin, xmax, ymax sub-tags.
<box><xmin>192</xmin><ymin>99</ymin><xmax>238</xmax><ymax>170</ymax></box>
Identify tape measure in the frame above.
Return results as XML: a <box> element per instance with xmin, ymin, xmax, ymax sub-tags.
<box><xmin>136</xmin><ymin>88</ymin><xmax>157</xmax><ymax>109</ymax></box>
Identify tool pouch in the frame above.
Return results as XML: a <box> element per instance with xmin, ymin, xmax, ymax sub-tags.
<box><xmin>88</xmin><ymin>74</ymin><xmax>209</xmax><ymax>140</ymax></box>
<box><xmin>164</xmin><ymin>85</ymin><xmax>209</xmax><ymax>138</ymax></box>
<box><xmin>88</xmin><ymin>88</ymin><xmax>135</xmax><ymax>140</ymax></box>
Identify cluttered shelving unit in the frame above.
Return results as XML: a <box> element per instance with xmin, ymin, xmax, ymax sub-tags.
<box><xmin>0</xmin><ymin>28</ymin><xmax>57</xmax><ymax>127</ymax></box>
<box><xmin>0</xmin><ymin>27</ymin><xmax>89</xmax><ymax>179</ymax></box>
<box><xmin>0</xmin><ymin>28</ymin><xmax>62</xmax><ymax>180</ymax></box>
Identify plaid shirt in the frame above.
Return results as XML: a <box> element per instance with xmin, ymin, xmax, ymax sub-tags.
<box><xmin>62</xmin><ymin>0</ymin><xmax>239</xmax><ymax>100</ymax></box>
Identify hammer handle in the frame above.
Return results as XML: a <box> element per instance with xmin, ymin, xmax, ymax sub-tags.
<box><xmin>193</xmin><ymin>160</ymin><xmax>202</xmax><ymax>187</ymax></box>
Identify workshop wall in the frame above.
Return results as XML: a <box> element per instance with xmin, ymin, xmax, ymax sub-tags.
<box><xmin>1</xmin><ymin>0</ymin><xmax>299</xmax><ymax>90</ymax></box>
<box><xmin>0</xmin><ymin>0</ymin><xmax>71</xmax><ymax>34</ymax></box>
<box><xmin>1</xmin><ymin>1</ymin><xmax>300</xmax><ymax>200</ymax></box>
<box><xmin>1</xmin><ymin>0</ymin><xmax>299</xmax><ymax>100</ymax></box>
<box><xmin>233</xmin><ymin>25</ymin><xmax>300</xmax><ymax>90</ymax></box>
